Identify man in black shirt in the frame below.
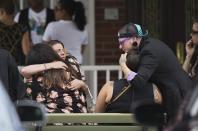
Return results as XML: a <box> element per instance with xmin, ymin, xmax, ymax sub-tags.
<box><xmin>118</xmin><ymin>23</ymin><xmax>192</xmax><ymax>120</ymax></box>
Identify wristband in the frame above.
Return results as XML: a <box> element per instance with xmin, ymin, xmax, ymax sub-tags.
<box><xmin>127</xmin><ymin>71</ymin><xmax>137</xmax><ymax>81</ymax></box>
<box><xmin>44</xmin><ymin>64</ymin><xmax>47</xmax><ymax>70</ymax></box>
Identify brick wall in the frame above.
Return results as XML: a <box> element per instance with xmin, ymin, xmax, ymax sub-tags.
<box><xmin>95</xmin><ymin>0</ymin><xmax>127</xmax><ymax>65</ymax></box>
<box><xmin>95</xmin><ymin>0</ymin><xmax>128</xmax><ymax>90</ymax></box>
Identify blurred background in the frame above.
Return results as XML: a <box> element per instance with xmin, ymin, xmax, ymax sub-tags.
<box><xmin>14</xmin><ymin>0</ymin><xmax>198</xmax><ymax>65</ymax></box>
<box><xmin>13</xmin><ymin>0</ymin><xmax>198</xmax><ymax>100</ymax></box>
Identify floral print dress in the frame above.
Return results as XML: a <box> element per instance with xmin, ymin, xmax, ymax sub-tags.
<box><xmin>30</xmin><ymin>77</ymin><xmax>87</xmax><ymax>113</ymax></box>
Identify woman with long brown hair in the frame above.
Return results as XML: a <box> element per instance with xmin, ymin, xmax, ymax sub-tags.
<box><xmin>21</xmin><ymin>43</ymin><xmax>87</xmax><ymax>113</ymax></box>
<box><xmin>183</xmin><ymin>18</ymin><xmax>198</xmax><ymax>86</ymax></box>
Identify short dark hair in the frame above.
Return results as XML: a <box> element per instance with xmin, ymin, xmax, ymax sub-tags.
<box><xmin>0</xmin><ymin>0</ymin><xmax>15</xmax><ymax>15</ymax></box>
<box><xmin>126</xmin><ymin>49</ymin><xmax>140</xmax><ymax>72</ymax></box>
<box><xmin>118</xmin><ymin>23</ymin><xmax>148</xmax><ymax>38</ymax></box>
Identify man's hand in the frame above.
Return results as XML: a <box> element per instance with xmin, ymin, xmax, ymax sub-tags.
<box><xmin>68</xmin><ymin>79</ymin><xmax>85</xmax><ymax>90</ymax></box>
<box><xmin>119</xmin><ymin>53</ymin><xmax>133</xmax><ymax>79</ymax></box>
<box><xmin>49</xmin><ymin>61</ymin><xmax>68</xmax><ymax>70</ymax></box>
<box><xmin>185</xmin><ymin>39</ymin><xmax>195</xmax><ymax>58</ymax></box>
<box><xmin>119</xmin><ymin>53</ymin><xmax>127</xmax><ymax>65</ymax></box>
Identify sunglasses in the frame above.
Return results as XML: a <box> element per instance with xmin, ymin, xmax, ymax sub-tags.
<box><xmin>191</xmin><ymin>30</ymin><xmax>198</xmax><ymax>35</ymax></box>
<box><xmin>118</xmin><ymin>38</ymin><xmax>131</xmax><ymax>45</ymax></box>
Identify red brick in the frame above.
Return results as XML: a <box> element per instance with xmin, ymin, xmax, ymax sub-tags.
<box><xmin>95</xmin><ymin>0</ymin><xmax>127</xmax><ymax>65</ymax></box>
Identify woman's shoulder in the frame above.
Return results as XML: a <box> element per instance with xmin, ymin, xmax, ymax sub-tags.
<box><xmin>48</xmin><ymin>20</ymin><xmax>73</xmax><ymax>27</ymax></box>
<box><xmin>47</xmin><ymin>21</ymin><xmax>59</xmax><ymax>27</ymax></box>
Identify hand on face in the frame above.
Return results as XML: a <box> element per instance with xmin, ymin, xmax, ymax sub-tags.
<box><xmin>119</xmin><ymin>53</ymin><xmax>127</xmax><ymax>65</ymax></box>
<box><xmin>185</xmin><ymin>39</ymin><xmax>195</xmax><ymax>57</ymax></box>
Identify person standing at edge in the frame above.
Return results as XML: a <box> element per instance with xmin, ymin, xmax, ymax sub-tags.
<box><xmin>0</xmin><ymin>0</ymin><xmax>30</xmax><ymax>65</ymax></box>
<box><xmin>0</xmin><ymin>49</ymin><xmax>26</xmax><ymax>102</ymax></box>
<box><xmin>183</xmin><ymin>18</ymin><xmax>198</xmax><ymax>86</ymax></box>
<box><xmin>118</xmin><ymin>23</ymin><xmax>192</xmax><ymax>121</ymax></box>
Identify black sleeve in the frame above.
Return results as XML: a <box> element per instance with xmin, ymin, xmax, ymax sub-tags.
<box><xmin>8</xmin><ymin>52</ymin><xmax>27</xmax><ymax>101</ymax></box>
<box><xmin>129</xmin><ymin>49</ymin><xmax>159</xmax><ymax>88</ymax></box>
<box><xmin>46</xmin><ymin>8</ymin><xmax>55</xmax><ymax>27</ymax></box>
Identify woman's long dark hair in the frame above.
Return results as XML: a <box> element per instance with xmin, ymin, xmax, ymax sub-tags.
<box><xmin>27</xmin><ymin>43</ymin><xmax>62</xmax><ymax>65</ymax></box>
<box><xmin>190</xmin><ymin>45</ymin><xmax>198</xmax><ymax>71</ymax></box>
<box><xmin>58</xmin><ymin>0</ymin><xmax>86</xmax><ymax>31</ymax></box>
<box><xmin>26</xmin><ymin>44</ymin><xmax>74</xmax><ymax>88</ymax></box>
<box><xmin>47</xmin><ymin>40</ymin><xmax>82</xmax><ymax>80</ymax></box>
<box><xmin>189</xmin><ymin>18</ymin><xmax>198</xmax><ymax>76</ymax></box>
<box><xmin>48</xmin><ymin>40</ymin><xmax>65</xmax><ymax>49</ymax></box>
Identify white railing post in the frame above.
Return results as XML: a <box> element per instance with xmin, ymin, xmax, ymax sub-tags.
<box><xmin>81</xmin><ymin>65</ymin><xmax>122</xmax><ymax>101</ymax></box>
<box><xmin>118</xmin><ymin>70</ymin><xmax>123</xmax><ymax>79</ymax></box>
<box><xmin>19</xmin><ymin>0</ymin><xmax>24</xmax><ymax>10</ymax></box>
<box><xmin>93</xmin><ymin>70</ymin><xmax>98</xmax><ymax>102</ymax></box>
<box><xmin>106</xmin><ymin>70</ymin><xmax>110</xmax><ymax>82</ymax></box>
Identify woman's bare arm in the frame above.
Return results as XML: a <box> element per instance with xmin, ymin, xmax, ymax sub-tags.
<box><xmin>95</xmin><ymin>81</ymin><xmax>113</xmax><ymax>113</ymax></box>
<box><xmin>22</xmin><ymin>31</ymin><xmax>31</xmax><ymax>56</ymax></box>
<box><xmin>20</xmin><ymin>61</ymin><xmax>67</xmax><ymax>78</ymax></box>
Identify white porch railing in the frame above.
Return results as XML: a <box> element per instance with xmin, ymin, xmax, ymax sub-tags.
<box><xmin>81</xmin><ymin>65</ymin><xmax>123</xmax><ymax>101</ymax></box>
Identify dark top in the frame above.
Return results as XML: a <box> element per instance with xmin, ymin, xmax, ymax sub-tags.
<box><xmin>191</xmin><ymin>66</ymin><xmax>198</xmax><ymax>87</ymax></box>
<box><xmin>0</xmin><ymin>49</ymin><xmax>26</xmax><ymax>101</ymax></box>
<box><xmin>129</xmin><ymin>38</ymin><xmax>192</xmax><ymax>118</ymax></box>
<box><xmin>0</xmin><ymin>22</ymin><xmax>28</xmax><ymax>65</ymax></box>
<box><xmin>105</xmin><ymin>79</ymin><xmax>154</xmax><ymax>113</ymax></box>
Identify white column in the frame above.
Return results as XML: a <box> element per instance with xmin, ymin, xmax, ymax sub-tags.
<box><xmin>81</xmin><ymin>0</ymin><xmax>95</xmax><ymax>65</ymax></box>
<box><xmin>88</xmin><ymin>0</ymin><xmax>95</xmax><ymax>65</ymax></box>
<box><xmin>50</xmin><ymin>0</ymin><xmax>58</xmax><ymax>9</ymax></box>
<box><xmin>84</xmin><ymin>0</ymin><xmax>96</xmax><ymax>102</ymax></box>
<box><xmin>19</xmin><ymin>0</ymin><xmax>24</xmax><ymax>10</ymax></box>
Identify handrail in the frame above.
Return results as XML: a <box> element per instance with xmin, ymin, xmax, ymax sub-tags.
<box><xmin>47</xmin><ymin>113</ymin><xmax>135</xmax><ymax>123</ymax></box>
<box><xmin>81</xmin><ymin>65</ymin><xmax>120</xmax><ymax>70</ymax></box>
<box><xmin>39</xmin><ymin>113</ymin><xmax>143</xmax><ymax>131</ymax></box>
